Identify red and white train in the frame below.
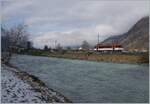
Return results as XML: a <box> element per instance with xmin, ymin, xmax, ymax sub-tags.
<box><xmin>94</xmin><ymin>44</ymin><xmax>124</xmax><ymax>52</ymax></box>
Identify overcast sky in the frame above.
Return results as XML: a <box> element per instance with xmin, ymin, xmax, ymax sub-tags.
<box><xmin>1</xmin><ymin>0</ymin><xmax>149</xmax><ymax>48</ymax></box>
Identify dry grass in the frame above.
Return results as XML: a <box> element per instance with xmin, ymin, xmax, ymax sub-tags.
<box><xmin>25</xmin><ymin>50</ymin><xmax>149</xmax><ymax>64</ymax></box>
<box><xmin>47</xmin><ymin>52</ymin><xmax>149</xmax><ymax>64</ymax></box>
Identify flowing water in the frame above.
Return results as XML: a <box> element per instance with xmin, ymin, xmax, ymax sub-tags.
<box><xmin>10</xmin><ymin>55</ymin><xmax>149</xmax><ymax>103</ymax></box>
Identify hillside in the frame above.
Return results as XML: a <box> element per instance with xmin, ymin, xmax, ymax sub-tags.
<box><xmin>101</xmin><ymin>16</ymin><xmax>149</xmax><ymax>52</ymax></box>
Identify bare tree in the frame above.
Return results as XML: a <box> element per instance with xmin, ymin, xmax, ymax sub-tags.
<box><xmin>2</xmin><ymin>24</ymin><xmax>30</xmax><ymax>53</ymax></box>
<box><xmin>56</xmin><ymin>43</ymin><xmax>62</xmax><ymax>50</ymax></box>
<box><xmin>66</xmin><ymin>46</ymin><xmax>71</xmax><ymax>50</ymax></box>
<box><xmin>1</xmin><ymin>27</ymin><xmax>11</xmax><ymax>63</ymax></box>
<box><xmin>1</xmin><ymin>27</ymin><xmax>10</xmax><ymax>52</ymax></box>
<box><xmin>1</xmin><ymin>24</ymin><xmax>31</xmax><ymax>63</ymax></box>
<box><xmin>81</xmin><ymin>40</ymin><xmax>90</xmax><ymax>50</ymax></box>
<box><xmin>27</xmin><ymin>41</ymin><xmax>33</xmax><ymax>50</ymax></box>
<box><xmin>44</xmin><ymin>45</ymin><xmax>48</xmax><ymax>51</ymax></box>
<box><xmin>8</xmin><ymin>24</ymin><xmax>29</xmax><ymax>49</ymax></box>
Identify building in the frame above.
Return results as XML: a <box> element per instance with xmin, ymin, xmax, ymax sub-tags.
<box><xmin>94</xmin><ymin>44</ymin><xmax>124</xmax><ymax>52</ymax></box>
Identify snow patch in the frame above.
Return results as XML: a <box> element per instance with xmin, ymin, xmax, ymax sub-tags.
<box><xmin>1</xmin><ymin>65</ymin><xmax>46</xmax><ymax>103</ymax></box>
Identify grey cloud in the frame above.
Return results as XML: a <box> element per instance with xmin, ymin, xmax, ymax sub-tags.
<box><xmin>2</xmin><ymin>0</ymin><xmax>149</xmax><ymax>48</ymax></box>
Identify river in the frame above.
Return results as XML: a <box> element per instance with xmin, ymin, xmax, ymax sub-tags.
<box><xmin>10</xmin><ymin>55</ymin><xmax>149</xmax><ymax>103</ymax></box>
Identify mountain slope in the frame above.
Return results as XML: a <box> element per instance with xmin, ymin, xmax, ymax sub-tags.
<box><xmin>101</xmin><ymin>16</ymin><xmax>149</xmax><ymax>51</ymax></box>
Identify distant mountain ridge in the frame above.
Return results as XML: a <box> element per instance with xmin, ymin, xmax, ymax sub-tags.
<box><xmin>101</xmin><ymin>16</ymin><xmax>149</xmax><ymax>52</ymax></box>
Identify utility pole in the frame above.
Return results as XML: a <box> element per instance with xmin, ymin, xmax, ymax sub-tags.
<box><xmin>55</xmin><ymin>40</ymin><xmax>57</xmax><ymax>49</ymax></box>
<box><xmin>98</xmin><ymin>33</ymin><xmax>100</xmax><ymax>44</ymax></box>
<box><xmin>97</xmin><ymin>33</ymin><xmax>100</xmax><ymax>51</ymax></box>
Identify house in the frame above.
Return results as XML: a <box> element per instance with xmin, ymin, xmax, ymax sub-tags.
<box><xmin>94</xmin><ymin>44</ymin><xmax>124</xmax><ymax>52</ymax></box>
<box><xmin>78</xmin><ymin>47</ymin><xmax>83</xmax><ymax>50</ymax></box>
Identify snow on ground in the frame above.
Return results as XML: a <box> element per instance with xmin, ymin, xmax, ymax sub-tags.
<box><xmin>1</xmin><ymin>64</ymin><xmax>46</xmax><ymax>103</ymax></box>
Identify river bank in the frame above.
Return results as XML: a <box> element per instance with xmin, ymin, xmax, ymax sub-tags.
<box><xmin>1</xmin><ymin>63</ymin><xmax>71</xmax><ymax>103</ymax></box>
<box><xmin>23</xmin><ymin>50</ymin><xmax>149</xmax><ymax>64</ymax></box>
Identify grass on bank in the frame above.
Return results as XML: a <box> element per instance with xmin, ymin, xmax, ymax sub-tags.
<box><xmin>19</xmin><ymin>49</ymin><xmax>149</xmax><ymax>64</ymax></box>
